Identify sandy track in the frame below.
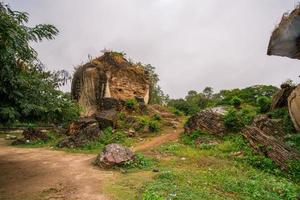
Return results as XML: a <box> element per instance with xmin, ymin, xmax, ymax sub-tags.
<box><xmin>0</xmin><ymin>139</ymin><xmax>113</xmax><ymax>200</ymax></box>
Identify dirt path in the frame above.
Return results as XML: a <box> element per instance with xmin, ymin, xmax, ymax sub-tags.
<box><xmin>0</xmin><ymin>139</ymin><xmax>114</xmax><ymax>200</ymax></box>
<box><xmin>133</xmin><ymin>127</ymin><xmax>183</xmax><ymax>152</ymax></box>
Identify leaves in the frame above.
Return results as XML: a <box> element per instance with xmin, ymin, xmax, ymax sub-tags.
<box><xmin>0</xmin><ymin>3</ymin><xmax>79</xmax><ymax>125</ymax></box>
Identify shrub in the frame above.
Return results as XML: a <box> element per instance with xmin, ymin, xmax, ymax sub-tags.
<box><xmin>118</xmin><ymin>112</ymin><xmax>126</xmax><ymax>120</ymax></box>
<box><xmin>99</xmin><ymin>127</ymin><xmax>126</xmax><ymax>145</ymax></box>
<box><xmin>231</xmin><ymin>96</ymin><xmax>242</xmax><ymax>108</ymax></box>
<box><xmin>223</xmin><ymin>109</ymin><xmax>245</xmax><ymax>132</ymax></box>
<box><xmin>256</xmin><ymin>96</ymin><xmax>271</xmax><ymax>113</ymax></box>
<box><xmin>148</xmin><ymin>120</ymin><xmax>160</xmax><ymax>132</ymax></box>
<box><xmin>124</xmin><ymin>99</ymin><xmax>137</xmax><ymax>109</ymax></box>
<box><xmin>152</xmin><ymin>114</ymin><xmax>162</xmax><ymax>121</ymax></box>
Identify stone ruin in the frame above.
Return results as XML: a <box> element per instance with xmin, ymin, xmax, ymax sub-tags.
<box><xmin>58</xmin><ymin>52</ymin><xmax>151</xmax><ymax>148</ymax></box>
<box><xmin>268</xmin><ymin>6</ymin><xmax>300</xmax><ymax>132</ymax></box>
<box><xmin>71</xmin><ymin>51</ymin><xmax>150</xmax><ymax>116</ymax></box>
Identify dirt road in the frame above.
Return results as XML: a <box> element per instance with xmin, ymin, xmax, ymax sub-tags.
<box><xmin>133</xmin><ymin>128</ymin><xmax>183</xmax><ymax>152</ymax></box>
<box><xmin>0</xmin><ymin>139</ymin><xmax>114</xmax><ymax>200</ymax></box>
<box><xmin>0</xmin><ymin>125</ymin><xmax>183</xmax><ymax>200</ymax></box>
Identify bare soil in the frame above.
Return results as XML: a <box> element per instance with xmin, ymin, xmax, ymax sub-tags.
<box><xmin>0</xmin><ymin>125</ymin><xmax>183</xmax><ymax>200</ymax></box>
<box><xmin>132</xmin><ymin>127</ymin><xmax>183</xmax><ymax>152</ymax></box>
<box><xmin>0</xmin><ymin>139</ymin><xmax>114</xmax><ymax>200</ymax></box>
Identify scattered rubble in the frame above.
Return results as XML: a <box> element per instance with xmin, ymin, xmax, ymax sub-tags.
<box><xmin>57</xmin><ymin>118</ymin><xmax>101</xmax><ymax>148</ymax></box>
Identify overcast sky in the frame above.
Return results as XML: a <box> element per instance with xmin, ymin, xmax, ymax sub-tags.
<box><xmin>5</xmin><ymin>0</ymin><xmax>300</xmax><ymax>98</ymax></box>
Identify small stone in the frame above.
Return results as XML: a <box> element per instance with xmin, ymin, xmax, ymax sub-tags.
<box><xmin>152</xmin><ymin>168</ymin><xmax>160</xmax><ymax>172</ymax></box>
<box><xmin>230</xmin><ymin>151</ymin><xmax>244</xmax><ymax>157</ymax></box>
<box><xmin>180</xmin><ymin>157</ymin><xmax>186</xmax><ymax>161</ymax></box>
<box><xmin>5</xmin><ymin>134</ymin><xmax>17</xmax><ymax>140</ymax></box>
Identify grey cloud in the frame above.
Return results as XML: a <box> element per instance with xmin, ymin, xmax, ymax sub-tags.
<box><xmin>5</xmin><ymin>0</ymin><xmax>300</xmax><ymax>97</ymax></box>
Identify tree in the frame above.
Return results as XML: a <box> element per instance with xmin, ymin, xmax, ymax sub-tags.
<box><xmin>257</xmin><ymin>96</ymin><xmax>271</xmax><ymax>113</ymax></box>
<box><xmin>203</xmin><ymin>87</ymin><xmax>213</xmax><ymax>99</ymax></box>
<box><xmin>231</xmin><ymin>96</ymin><xmax>242</xmax><ymax>109</ymax></box>
<box><xmin>0</xmin><ymin>3</ymin><xmax>79</xmax><ymax>125</ymax></box>
<box><xmin>141</xmin><ymin>64</ymin><xmax>169</xmax><ymax>105</ymax></box>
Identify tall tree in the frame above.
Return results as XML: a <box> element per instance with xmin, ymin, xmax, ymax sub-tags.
<box><xmin>0</xmin><ymin>3</ymin><xmax>79</xmax><ymax>125</ymax></box>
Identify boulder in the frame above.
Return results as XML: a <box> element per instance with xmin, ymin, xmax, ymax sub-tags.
<box><xmin>242</xmin><ymin>115</ymin><xmax>300</xmax><ymax>170</ymax></box>
<box><xmin>23</xmin><ymin>128</ymin><xmax>50</xmax><ymax>142</ymax></box>
<box><xmin>94</xmin><ymin>109</ymin><xmax>118</xmax><ymax>129</ymax></box>
<box><xmin>66</xmin><ymin>117</ymin><xmax>98</xmax><ymax>135</ymax></box>
<box><xmin>57</xmin><ymin>118</ymin><xmax>101</xmax><ymax>148</ymax></box>
<box><xmin>267</xmin><ymin>6</ymin><xmax>300</xmax><ymax>60</ymax></box>
<box><xmin>243</xmin><ymin>126</ymin><xmax>299</xmax><ymax>170</ymax></box>
<box><xmin>184</xmin><ymin>107</ymin><xmax>227</xmax><ymax>136</ymax></box>
<box><xmin>251</xmin><ymin>115</ymin><xmax>285</xmax><ymax>137</ymax></box>
<box><xmin>288</xmin><ymin>84</ymin><xmax>300</xmax><ymax>131</ymax></box>
<box><xmin>100</xmin><ymin>97</ymin><xmax>122</xmax><ymax>111</ymax></box>
<box><xmin>94</xmin><ymin>143</ymin><xmax>135</xmax><ymax>168</ymax></box>
<box><xmin>271</xmin><ymin>84</ymin><xmax>295</xmax><ymax>110</ymax></box>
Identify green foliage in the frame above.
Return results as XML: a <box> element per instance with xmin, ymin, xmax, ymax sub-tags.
<box><xmin>216</xmin><ymin>85</ymin><xmax>278</xmax><ymax>106</ymax></box>
<box><xmin>78</xmin><ymin>127</ymin><xmax>129</xmax><ymax>153</ymax></box>
<box><xmin>223</xmin><ymin>109</ymin><xmax>246</xmax><ymax>132</ymax></box>
<box><xmin>140</xmin><ymin>64</ymin><xmax>169</xmax><ymax>105</ymax></box>
<box><xmin>142</xmin><ymin>191</ymin><xmax>164</xmax><ymax>200</ymax></box>
<box><xmin>152</xmin><ymin>114</ymin><xmax>162</xmax><ymax>121</ymax></box>
<box><xmin>168</xmin><ymin>99</ymin><xmax>198</xmax><ymax>115</ymax></box>
<box><xmin>168</xmin><ymin>85</ymin><xmax>278</xmax><ymax>116</ymax></box>
<box><xmin>230</xmin><ymin>96</ymin><xmax>242</xmax><ymax>108</ymax></box>
<box><xmin>287</xmin><ymin>160</ymin><xmax>300</xmax><ymax>182</ymax></box>
<box><xmin>148</xmin><ymin>120</ymin><xmax>160</xmax><ymax>132</ymax></box>
<box><xmin>268</xmin><ymin>108</ymin><xmax>295</xmax><ymax>133</ymax></box>
<box><xmin>256</xmin><ymin>96</ymin><xmax>271</xmax><ymax>113</ymax></box>
<box><xmin>99</xmin><ymin>127</ymin><xmax>126</xmax><ymax>145</ymax></box>
<box><xmin>0</xmin><ymin>3</ymin><xmax>79</xmax><ymax>125</ymax></box>
<box><xmin>124</xmin><ymin>99</ymin><xmax>138</xmax><ymax>109</ymax></box>
<box><xmin>122</xmin><ymin>153</ymin><xmax>156</xmax><ymax>169</ymax></box>
<box><xmin>285</xmin><ymin>133</ymin><xmax>300</xmax><ymax>152</ymax></box>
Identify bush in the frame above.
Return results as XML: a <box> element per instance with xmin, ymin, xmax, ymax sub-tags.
<box><xmin>256</xmin><ymin>96</ymin><xmax>271</xmax><ymax>113</ymax></box>
<box><xmin>99</xmin><ymin>127</ymin><xmax>126</xmax><ymax>145</ymax></box>
<box><xmin>223</xmin><ymin>109</ymin><xmax>245</xmax><ymax>132</ymax></box>
<box><xmin>231</xmin><ymin>96</ymin><xmax>242</xmax><ymax>108</ymax></box>
<box><xmin>124</xmin><ymin>99</ymin><xmax>137</xmax><ymax>109</ymax></box>
<box><xmin>148</xmin><ymin>120</ymin><xmax>160</xmax><ymax>132</ymax></box>
<box><xmin>267</xmin><ymin>108</ymin><xmax>295</xmax><ymax>133</ymax></box>
<box><xmin>152</xmin><ymin>114</ymin><xmax>162</xmax><ymax>121</ymax></box>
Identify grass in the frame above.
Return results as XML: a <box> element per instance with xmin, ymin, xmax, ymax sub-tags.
<box><xmin>104</xmin><ymin>132</ymin><xmax>300</xmax><ymax>200</ymax></box>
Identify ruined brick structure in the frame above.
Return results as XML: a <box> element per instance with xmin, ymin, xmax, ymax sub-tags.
<box><xmin>71</xmin><ymin>52</ymin><xmax>150</xmax><ymax>116</ymax></box>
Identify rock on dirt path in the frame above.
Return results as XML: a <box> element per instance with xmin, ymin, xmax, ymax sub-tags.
<box><xmin>0</xmin><ymin>139</ymin><xmax>113</xmax><ymax>200</ymax></box>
